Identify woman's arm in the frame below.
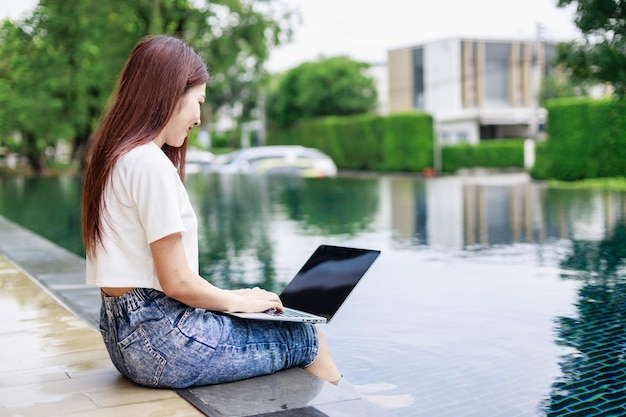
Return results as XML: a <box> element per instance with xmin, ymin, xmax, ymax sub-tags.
<box><xmin>151</xmin><ymin>233</ymin><xmax>284</xmax><ymax>313</ymax></box>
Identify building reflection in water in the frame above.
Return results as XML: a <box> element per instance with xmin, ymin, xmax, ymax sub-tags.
<box><xmin>1</xmin><ymin>172</ymin><xmax>625</xmax><ymax>260</ymax></box>
<box><xmin>383</xmin><ymin>172</ymin><xmax>626</xmax><ymax>250</ymax></box>
<box><xmin>383</xmin><ymin>173</ymin><xmax>545</xmax><ymax>249</ymax></box>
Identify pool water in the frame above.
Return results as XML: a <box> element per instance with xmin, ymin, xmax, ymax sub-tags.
<box><xmin>1</xmin><ymin>171</ymin><xmax>625</xmax><ymax>416</ymax></box>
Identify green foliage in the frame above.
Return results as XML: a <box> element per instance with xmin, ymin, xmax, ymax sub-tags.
<box><xmin>267</xmin><ymin>112</ymin><xmax>434</xmax><ymax>172</ymax></box>
<box><xmin>547</xmin><ymin>176</ymin><xmax>626</xmax><ymax>191</ymax></box>
<box><xmin>266</xmin><ymin>56</ymin><xmax>378</xmax><ymax>128</ymax></box>
<box><xmin>555</xmin><ymin>0</ymin><xmax>626</xmax><ymax>96</ymax></box>
<box><xmin>0</xmin><ymin>0</ymin><xmax>295</xmax><ymax>172</ymax></box>
<box><xmin>531</xmin><ymin>97</ymin><xmax>626</xmax><ymax>180</ymax></box>
<box><xmin>0</xmin><ymin>19</ymin><xmax>77</xmax><ymax>171</ymax></box>
<box><xmin>541</xmin><ymin>73</ymin><xmax>589</xmax><ymax>103</ymax></box>
<box><xmin>211</xmin><ymin>131</ymin><xmax>241</xmax><ymax>149</ymax></box>
<box><xmin>381</xmin><ymin>113</ymin><xmax>433</xmax><ymax>171</ymax></box>
<box><xmin>441</xmin><ymin>140</ymin><xmax>525</xmax><ymax>173</ymax></box>
<box><xmin>190</xmin><ymin>1</ymin><xmax>297</xmax><ymax>123</ymax></box>
<box><xmin>529</xmin><ymin>140</ymin><xmax>550</xmax><ymax>179</ymax></box>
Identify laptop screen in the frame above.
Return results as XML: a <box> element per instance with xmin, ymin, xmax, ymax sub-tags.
<box><xmin>279</xmin><ymin>245</ymin><xmax>381</xmax><ymax>320</ymax></box>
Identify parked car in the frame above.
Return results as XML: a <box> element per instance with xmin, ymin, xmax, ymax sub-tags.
<box><xmin>208</xmin><ymin>145</ymin><xmax>338</xmax><ymax>178</ymax></box>
<box><xmin>185</xmin><ymin>147</ymin><xmax>215</xmax><ymax>173</ymax></box>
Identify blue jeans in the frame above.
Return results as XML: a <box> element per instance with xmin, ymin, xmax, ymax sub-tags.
<box><xmin>99</xmin><ymin>288</ymin><xmax>319</xmax><ymax>388</ymax></box>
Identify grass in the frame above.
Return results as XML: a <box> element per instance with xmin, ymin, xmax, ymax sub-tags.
<box><xmin>547</xmin><ymin>177</ymin><xmax>626</xmax><ymax>191</ymax></box>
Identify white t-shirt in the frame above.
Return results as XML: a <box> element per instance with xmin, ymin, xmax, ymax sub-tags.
<box><xmin>86</xmin><ymin>141</ymin><xmax>198</xmax><ymax>291</ymax></box>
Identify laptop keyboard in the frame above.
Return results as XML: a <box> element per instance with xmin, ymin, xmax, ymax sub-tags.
<box><xmin>265</xmin><ymin>308</ymin><xmax>312</xmax><ymax>318</ymax></box>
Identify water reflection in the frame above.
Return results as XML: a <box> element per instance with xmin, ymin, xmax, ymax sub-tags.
<box><xmin>3</xmin><ymin>173</ymin><xmax>626</xmax><ymax>267</ymax></box>
<box><xmin>539</xmin><ymin>221</ymin><xmax>626</xmax><ymax>416</ymax></box>
<box><xmin>0</xmin><ymin>175</ymin><xmax>84</xmax><ymax>256</ymax></box>
<box><xmin>273</xmin><ymin>176</ymin><xmax>379</xmax><ymax>236</ymax></box>
<box><xmin>185</xmin><ymin>174</ymin><xmax>380</xmax><ymax>292</ymax></box>
<box><xmin>386</xmin><ymin>175</ymin><xmax>626</xmax><ymax>250</ymax></box>
<box><xmin>4</xmin><ymin>173</ymin><xmax>626</xmax><ymax>416</ymax></box>
<box><xmin>4</xmin><ymin>175</ymin><xmax>623</xmax><ymax>279</ymax></box>
<box><xmin>407</xmin><ymin>174</ymin><xmax>546</xmax><ymax>248</ymax></box>
<box><xmin>543</xmin><ymin>188</ymin><xmax>626</xmax><ymax>242</ymax></box>
<box><xmin>186</xmin><ymin>174</ymin><xmax>277</xmax><ymax>291</ymax></box>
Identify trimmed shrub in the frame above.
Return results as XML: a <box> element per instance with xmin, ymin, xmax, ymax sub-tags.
<box><xmin>380</xmin><ymin>113</ymin><xmax>434</xmax><ymax>172</ymax></box>
<box><xmin>441</xmin><ymin>139</ymin><xmax>525</xmax><ymax>173</ymax></box>
<box><xmin>533</xmin><ymin>97</ymin><xmax>626</xmax><ymax>180</ymax></box>
<box><xmin>267</xmin><ymin>112</ymin><xmax>434</xmax><ymax>172</ymax></box>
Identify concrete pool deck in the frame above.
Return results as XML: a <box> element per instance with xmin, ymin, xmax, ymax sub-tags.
<box><xmin>0</xmin><ymin>215</ymin><xmax>394</xmax><ymax>417</ymax></box>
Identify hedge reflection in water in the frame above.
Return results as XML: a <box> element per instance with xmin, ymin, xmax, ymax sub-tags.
<box><xmin>0</xmin><ymin>175</ymin><xmax>84</xmax><ymax>256</ymax></box>
<box><xmin>185</xmin><ymin>174</ymin><xmax>379</xmax><ymax>292</ymax></box>
<box><xmin>5</xmin><ymin>173</ymin><xmax>626</xmax><ymax>415</ymax></box>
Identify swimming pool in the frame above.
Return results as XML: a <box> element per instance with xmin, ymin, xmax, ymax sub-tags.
<box><xmin>1</xmin><ymin>171</ymin><xmax>623</xmax><ymax>416</ymax></box>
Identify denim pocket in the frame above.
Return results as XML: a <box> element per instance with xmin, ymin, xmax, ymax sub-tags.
<box><xmin>173</xmin><ymin>307</ymin><xmax>222</xmax><ymax>349</ymax></box>
<box><xmin>118</xmin><ymin>325</ymin><xmax>167</xmax><ymax>387</ymax></box>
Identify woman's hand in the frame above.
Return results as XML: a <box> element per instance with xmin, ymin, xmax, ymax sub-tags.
<box><xmin>229</xmin><ymin>287</ymin><xmax>285</xmax><ymax>313</ymax></box>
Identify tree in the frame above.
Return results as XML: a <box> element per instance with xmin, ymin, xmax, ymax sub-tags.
<box><xmin>34</xmin><ymin>0</ymin><xmax>138</xmax><ymax>165</ymax></box>
<box><xmin>0</xmin><ymin>0</ymin><xmax>296</xmax><ymax>172</ymax></box>
<box><xmin>541</xmin><ymin>73</ymin><xmax>590</xmax><ymax>103</ymax></box>
<box><xmin>556</xmin><ymin>0</ymin><xmax>626</xmax><ymax>96</ymax></box>
<box><xmin>266</xmin><ymin>56</ymin><xmax>378</xmax><ymax>128</ymax></box>
<box><xmin>0</xmin><ymin>20</ymin><xmax>74</xmax><ymax>171</ymax></box>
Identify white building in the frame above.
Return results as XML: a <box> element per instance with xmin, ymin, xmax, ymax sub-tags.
<box><xmin>365</xmin><ymin>62</ymin><xmax>389</xmax><ymax>115</ymax></box>
<box><xmin>387</xmin><ymin>37</ymin><xmax>557</xmax><ymax>145</ymax></box>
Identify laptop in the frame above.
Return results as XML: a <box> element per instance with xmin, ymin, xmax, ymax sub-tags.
<box><xmin>225</xmin><ymin>244</ymin><xmax>381</xmax><ymax>323</ymax></box>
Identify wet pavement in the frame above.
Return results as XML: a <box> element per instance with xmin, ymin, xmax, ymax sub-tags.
<box><xmin>0</xmin><ymin>254</ymin><xmax>202</xmax><ymax>416</ymax></box>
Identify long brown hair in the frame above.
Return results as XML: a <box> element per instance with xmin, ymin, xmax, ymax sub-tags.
<box><xmin>82</xmin><ymin>35</ymin><xmax>209</xmax><ymax>258</ymax></box>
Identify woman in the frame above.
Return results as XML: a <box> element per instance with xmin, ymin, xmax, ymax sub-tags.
<box><xmin>81</xmin><ymin>35</ymin><xmax>341</xmax><ymax>388</ymax></box>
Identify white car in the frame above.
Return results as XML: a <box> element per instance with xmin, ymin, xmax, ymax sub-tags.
<box><xmin>185</xmin><ymin>147</ymin><xmax>215</xmax><ymax>173</ymax></box>
<box><xmin>209</xmin><ymin>145</ymin><xmax>338</xmax><ymax>178</ymax></box>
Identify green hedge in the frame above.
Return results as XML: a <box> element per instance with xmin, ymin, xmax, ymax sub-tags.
<box><xmin>531</xmin><ymin>97</ymin><xmax>626</xmax><ymax>180</ymax></box>
<box><xmin>268</xmin><ymin>113</ymin><xmax>530</xmax><ymax>174</ymax></box>
<box><xmin>441</xmin><ymin>139</ymin><xmax>525</xmax><ymax>173</ymax></box>
<box><xmin>381</xmin><ymin>113</ymin><xmax>433</xmax><ymax>171</ymax></box>
<box><xmin>267</xmin><ymin>112</ymin><xmax>434</xmax><ymax>172</ymax></box>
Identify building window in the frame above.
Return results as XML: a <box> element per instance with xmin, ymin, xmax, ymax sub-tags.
<box><xmin>440</xmin><ymin>131</ymin><xmax>469</xmax><ymax>145</ymax></box>
<box><xmin>413</xmin><ymin>47</ymin><xmax>424</xmax><ymax>110</ymax></box>
<box><xmin>484</xmin><ymin>42</ymin><xmax>511</xmax><ymax>107</ymax></box>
